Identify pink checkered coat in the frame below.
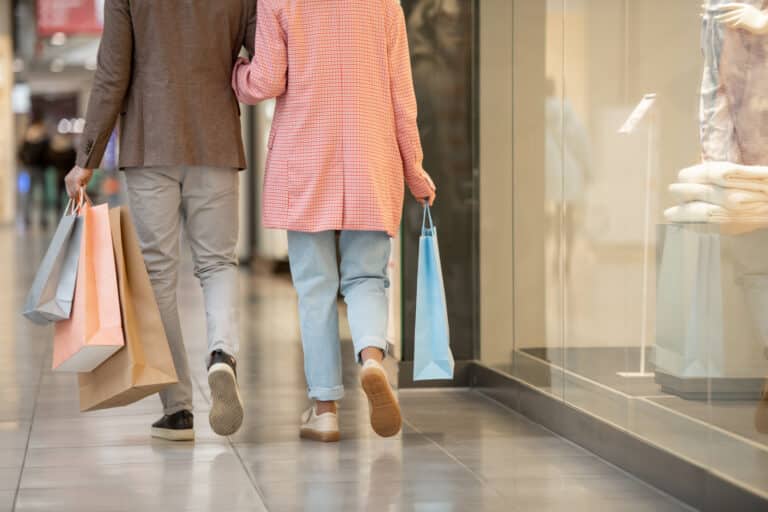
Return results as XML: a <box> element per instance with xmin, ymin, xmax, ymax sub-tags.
<box><xmin>232</xmin><ymin>0</ymin><xmax>435</xmax><ymax>237</ymax></box>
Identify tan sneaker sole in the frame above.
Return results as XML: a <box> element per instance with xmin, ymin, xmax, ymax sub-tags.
<box><xmin>361</xmin><ymin>365</ymin><xmax>402</xmax><ymax>437</ymax></box>
<box><xmin>300</xmin><ymin>427</ymin><xmax>341</xmax><ymax>443</ymax></box>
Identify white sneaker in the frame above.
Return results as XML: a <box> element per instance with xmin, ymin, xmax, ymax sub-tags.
<box><xmin>300</xmin><ymin>405</ymin><xmax>340</xmax><ymax>442</ymax></box>
<box><xmin>360</xmin><ymin>359</ymin><xmax>402</xmax><ymax>437</ymax></box>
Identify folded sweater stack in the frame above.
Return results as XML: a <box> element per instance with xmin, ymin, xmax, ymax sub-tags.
<box><xmin>664</xmin><ymin>162</ymin><xmax>768</xmax><ymax>225</ymax></box>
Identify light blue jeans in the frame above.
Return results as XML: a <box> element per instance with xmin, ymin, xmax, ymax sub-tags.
<box><xmin>287</xmin><ymin>230</ymin><xmax>391</xmax><ymax>401</ymax></box>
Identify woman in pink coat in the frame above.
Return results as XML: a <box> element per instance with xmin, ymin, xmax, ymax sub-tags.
<box><xmin>233</xmin><ymin>0</ymin><xmax>436</xmax><ymax>441</ymax></box>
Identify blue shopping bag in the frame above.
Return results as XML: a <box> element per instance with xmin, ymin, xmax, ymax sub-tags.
<box><xmin>413</xmin><ymin>205</ymin><xmax>454</xmax><ymax>381</ymax></box>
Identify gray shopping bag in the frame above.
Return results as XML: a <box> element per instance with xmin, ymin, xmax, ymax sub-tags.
<box><xmin>655</xmin><ymin>224</ymin><xmax>723</xmax><ymax>377</ymax></box>
<box><xmin>23</xmin><ymin>204</ymin><xmax>84</xmax><ymax>325</ymax></box>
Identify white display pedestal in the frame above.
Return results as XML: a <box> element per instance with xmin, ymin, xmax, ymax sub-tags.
<box><xmin>655</xmin><ymin>223</ymin><xmax>768</xmax><ymax>400</ymax></box>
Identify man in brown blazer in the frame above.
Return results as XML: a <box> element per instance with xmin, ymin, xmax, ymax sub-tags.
<box><xmin>65</xmin><ymin>0</ymin><xmax>256</xmax><ymax>440</ymax></box>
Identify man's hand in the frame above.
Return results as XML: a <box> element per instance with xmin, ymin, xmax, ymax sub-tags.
<box><xmin>711</xmin><ymin>3</ymin><xmax>768</xmax><ymax>34</ymax></box>
<box><xmin>64</xmin><ymin>166</ymin><xmax>93</xmax><ymax>199</ymax></box>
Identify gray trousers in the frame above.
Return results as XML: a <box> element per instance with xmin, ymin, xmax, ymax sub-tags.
<box><xmin>125</xmin><ymin>167</ymin><xmax>240</xmax><ymax>415</ymax></box>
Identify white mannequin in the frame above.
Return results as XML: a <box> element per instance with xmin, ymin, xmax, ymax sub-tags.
<box><xmin>702</xmin><ymin>0</ymin><xmax>768</xmax><ymax>170</ymax></box>
<box><xmin>713</xmin><ymin>0</ymin><xmax>768</xmax><ymax>404</ymax></box>
<box><xmin>684</xmin><ymin>4</ymin><xmax>768</xmax><ymax>360</ymax></box>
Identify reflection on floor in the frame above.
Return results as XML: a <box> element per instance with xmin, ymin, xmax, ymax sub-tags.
<box><xmin>522</xmin><ymin>346</ymin><xmax>768</xmax><ymax>447</ymax></box>
<box><xmin>0</xmin><ymin>228</ymin><xmax>692</xmax><ymax>511</ymax></box>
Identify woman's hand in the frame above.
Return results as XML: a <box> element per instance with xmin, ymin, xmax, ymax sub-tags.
<box><xmin>710</xmin><ymin>3</ymin><xmax>768</xmax><ymax>34</ymax></box>
<box><xmin>64</xmin><ymin>166</ymin><xmax>93</xmax><ymax>199</ymax></box>
<box><xmin>407</xmin><ymin>170</ymin><xmax>436</xmax><ymax>206</ymax></box>
<box><xmin>419</xmin><ymin>172</ymin><xmax>436</xmax><ymax>206</ymax></box>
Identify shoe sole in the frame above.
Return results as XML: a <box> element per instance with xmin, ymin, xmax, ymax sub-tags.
<box><xmin>208</xmin><ymin>363</ymin><xmax>244</xmax><ymax>436</ymax></box>
<box><xmin>151</xmin><ymin>427</ymin><xmax>195</xmax><ymax>442</ymax></box>
<box><xmin>300</xmin><ymin>427</ymin><xmax>341</xmax><ymax>443</ymax></box>
<box><xmin>361</xmin><ymin>365</ymin><xmax>402</xmax><ymax>437</ymax></box>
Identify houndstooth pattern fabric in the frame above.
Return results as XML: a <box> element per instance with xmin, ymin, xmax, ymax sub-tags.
<box><xmin>233</xmin><ymin>0</ymin><xmax>435</xmax><ymax>237</ymax></box>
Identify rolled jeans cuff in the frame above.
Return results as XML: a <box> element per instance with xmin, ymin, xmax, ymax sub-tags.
<box><xmin>354</xmin><ymin>336</ymin><xmax>389</xmax><ymax>364</ymax></box>
<box><xmin>308</xmin><ymin>385</ymin><xmax>345</xmax><ymax>402</ymax></box>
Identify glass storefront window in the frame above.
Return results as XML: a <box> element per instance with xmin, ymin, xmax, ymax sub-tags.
<box><xmin>480</xmin><ymin>0</ymin><xmax>768</xmax><ymax>499</ymax></box>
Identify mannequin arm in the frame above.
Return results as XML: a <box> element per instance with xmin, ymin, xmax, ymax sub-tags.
<box><xmin>710</xmin><ymin>3</ymin><xmax>768</xmax><ymax>34</ymax></box>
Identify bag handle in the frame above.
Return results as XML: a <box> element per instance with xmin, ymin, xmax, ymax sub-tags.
<box><xmin>64</xmin><ymin>187</ymin><xmax>91</xmax><ymax>216</ymax></box>
<box><xmin>63</xmin><ymin>198</ymin><xmax>75</xmax><ymax>216</ymax></box>
<box><xmin>422</xmin><ymin>204</ymin><xmax>435</xmax><ymax>233</ymax></box>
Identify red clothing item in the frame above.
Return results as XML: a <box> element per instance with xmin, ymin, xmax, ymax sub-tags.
<box><xmin>233</xmin><ymin>0</ymin><xmax>434</xmax><ymax>237</ymax></box>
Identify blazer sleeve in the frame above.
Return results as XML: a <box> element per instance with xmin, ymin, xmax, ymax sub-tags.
<box><xmin>232</xmin><ymin>0</ymin><xmax>287</xmax><ymax>103</ymax></box>
<box><xmin>76</xmin><ymin>0</ymin><xmax>133</xmax><ymax>169</ymax></box>
<box><xmin>243</xmin><ymin>0</ymin><xmax>257</xmax><ymax>57</ymax></box>
<box><xmin>387</xmin><ymin>2</ymin><xmax>435</xmax><ymax>200</ymax></box>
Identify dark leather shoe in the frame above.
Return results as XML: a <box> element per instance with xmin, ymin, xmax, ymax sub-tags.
<box><xmin>151</xmin><ymin>410</ymin><xmax>194</xmax><ymax>441</ymax></box>
<box><xmin>207</xmin><ymin>350</ymin><xmax>244</xmax><ymax>436</ymax></box>
<box><xmin>208</xmin><ymin>350</ymin><xmax>238</xmax><ymax>376</ymax></box>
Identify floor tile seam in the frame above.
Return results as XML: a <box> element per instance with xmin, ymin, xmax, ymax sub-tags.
<box><xmin>25</xmin><ymin>439</ymin><xmax>228</xmax><ymax>450</ymax></box>
<box><xmin>470</xmin><ymin>388</ymin><xmax>606</xmax><ymax>452</ymax></box>
<box><xmin>470</xmin><ymin>389</ymin><xmax>698</xmax><ymax>511</ymax></box>
<box><xmin>15</xmin><ymin>481</ymin><xmax>244</xmax><ymax>493</ymax></box>
<box><xmin>22</xmin><ymin>459</ymin><xmax>235</xmax><ymax>471</ymax></box>
<box><xmin>11</xmin><ymin>349</ymin><xmax>50</xmax><ymax>512</ymax></box>
<box><xmin>399</xmin><ymin>415</ymin><xmax>497</xmax><ymax>493</ymax></box>
<box><xmin>191</xmin><ymin>373</ymin><xmax>270</xmax><ymax>512</ymax></box>
<box><xmin>398</xmin><ymin>387</ymin><xmax>473</xmax><ymax>394</ymax></box>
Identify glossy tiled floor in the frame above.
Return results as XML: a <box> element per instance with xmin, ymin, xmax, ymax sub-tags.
<box><xmin>0</xmin><ymin>228</ymin><xmax>694</xmax><ymax>511</ymax></box>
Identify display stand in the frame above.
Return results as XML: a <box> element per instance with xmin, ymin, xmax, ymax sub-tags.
<box><xmin>617</xmin><ymin>94</ymin><xmax>657</xmax><ymax>379</ymax></box>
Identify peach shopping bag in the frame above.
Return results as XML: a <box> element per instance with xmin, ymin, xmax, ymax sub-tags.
<box><xmin>53</xmin><ymin>201</ymin><xmax>124</xmax><ymax>372</ymax></box>
<box><xmin>78</xmin><ymin>207</ymin><xmax>178</xmax><ymax>411</ymax></box>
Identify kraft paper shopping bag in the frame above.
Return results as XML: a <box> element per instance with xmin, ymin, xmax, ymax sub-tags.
<box><xmin>23</xmin><ymin>201</ymin><xmax>83</xmax><ymax>324</ymax></box>
<box><xmin>78</xmin><ymin>207</ymin><xmax>177</xmax><ymax>412</ymax></box>
<box><xmin>53</xmin><ymin>201</ymin><xmax>125</xmax><ymax>372</ymax></box>
<box><xmin>413</xmin><ymin>205</ymin><xmax>454</xmax><ymax>381</ymax></box>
